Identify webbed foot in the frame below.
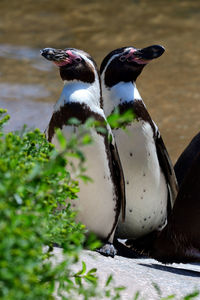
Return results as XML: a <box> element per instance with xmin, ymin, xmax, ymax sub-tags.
<box><xmin>96</xmin><ymin>243</ymin><xmax>117</xmax><ymax>258</ymax></box>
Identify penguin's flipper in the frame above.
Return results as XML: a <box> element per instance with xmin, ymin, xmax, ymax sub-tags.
<box><xmin>174</xmin><ymin>131</ymin><xmax>200</xmax><ymax>186</ymax></box>
<box><xmin>109</xmin><ymin>140</ymin><xmax>126</xmax><ymax>222</ymax></box>
<box><xmin>155</xmin><ymin>133</ymin><xmax>178</xmax><ymax>208</ymax></box>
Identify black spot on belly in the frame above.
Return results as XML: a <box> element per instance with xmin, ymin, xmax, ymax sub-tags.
<box><xmin>130</xmin><ymin>152</ymin><xmax>133</xmax><ymax>157</ymax></box>
<box><xmin>148</xmin><ymin>216</ymin><xmax>151</xmax><ymax>219</ymax></box>
<box><xmin>104</xmin><ymin>175</ymin><xmax>106</xmax><ymax>179</ymax></box>
<box><xmin>129</xmin><ymin>209</ymin><xmax>132</xmax><ymax>213</ymax></box>
<box><xmin>144</xmin><ymin>218</ymin><xmax>147</xmax><ymax>221</ymax></box>
<box><xmin>142</xmin><ymin>226</ymin><xmax>145</xmax><ymax>229</ymax></box>
<box><xmin>148</xmin><ymin>152</ymin><xmax>151</xmax><ymax>156</ymax></box>
<box><xmin>143</xmin><ymin>173</ymin><xmax>146</xmax><ymax>177</ymax></box>
<box><xmin>141</xmin><ymin>196</ymin><xmax>143</xmax><ymax>200</ymax></box>
<box><xmin>143</xmin><ymin>189</ymin><xmax>146</xmax><ymax>192</ymax></box>
<box><xmin>160</xmin><ymin>210</ymin><xmax>163</xmax><ymax>214</ymax></box>
<box><xmin>127</xmin><ymin>180</ymin><xmax>129</xmax><ymax>185</ymax></box>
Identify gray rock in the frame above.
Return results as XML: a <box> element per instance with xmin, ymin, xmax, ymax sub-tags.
<box><xmin>52</xmin><ymin>248</ymin><xmax>200</xmax><ymax>300</ymax></box>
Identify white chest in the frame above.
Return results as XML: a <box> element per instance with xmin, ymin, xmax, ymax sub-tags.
<box><xmin>102</xmin><ymin>82</ymin><xmax>142</xmax><ymax>116</ymax></box>
<box><xmin>115</xmin><ymin>120</ymin><xmax>168</xmax><ymax>239</ymax></box>
<box><xmin>51</xmin><ymin>125</ymin><xmax>118</xmax><ymax>241</ymax></box>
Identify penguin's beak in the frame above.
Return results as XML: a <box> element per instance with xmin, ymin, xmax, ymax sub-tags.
<box><xmin>40</xmin><ymin>48</ymin><xmax>68</xmax><ymax>62</ymax></box>
<box><xmin>134</xmin><ymin>45</ymin><xmax>165</xmax><ymax>60</ymax></box>
<box><xmin>40</xmin><ymin>48</ymin><xmax>82</xmax><ymax>67</ymax></box>
<box><xmin>119</xmin><ymin>45</ymin><xmax>165</xmax><ymax>65</ymax></box>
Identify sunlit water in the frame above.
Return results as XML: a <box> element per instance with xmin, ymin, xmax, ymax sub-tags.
<box><xmin>0</xmin><ymin>0</ymin><xmax>200</xmax><ymax>162</ymax></box>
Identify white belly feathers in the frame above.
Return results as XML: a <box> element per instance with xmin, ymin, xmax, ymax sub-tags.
<box><xmin>115</xmin><ymin>120</ymin><xmax>168</xmax><ymax>239</ymax></box>
<box><xmin>52</xmin><ymin>125</ymin><xmax>117</xmax><ymax>240</ymax></box>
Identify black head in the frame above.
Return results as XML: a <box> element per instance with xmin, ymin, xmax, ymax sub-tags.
<box><xmin>40</xmin><ymin>47</ymin><xmax>97</xmax><ymax>83</ymax></box>
<box><xmin>100</xmin><ymin>45</ymin><xmax>165</xmax><ymax>87</ymax></box>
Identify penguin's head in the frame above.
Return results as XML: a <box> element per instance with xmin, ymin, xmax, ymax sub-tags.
<box><xmin>100</xmin><ymin>45</ymin><xmax>165</xmax><ymax>88</ymax></box>
<box><xmin>41</xmin><ymin>47</ymin><xmax>98</xmax><ymax>84</ymax></box>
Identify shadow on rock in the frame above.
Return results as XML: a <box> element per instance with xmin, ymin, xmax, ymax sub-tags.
<box><xmin>139</xmin><ymin>263</ymin><xmax>200</xmax><ymax>278</ymax></box>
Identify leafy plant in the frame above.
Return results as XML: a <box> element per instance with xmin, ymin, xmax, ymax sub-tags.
<box><xmin>0</xmin><ymin>109</ymin><xmax>125</xmax><ymax>299</ymax></box>
<box><xmin>0</xmin><ymin>109</ymin><xmax>93</xmax><ymax>299</ymax></box>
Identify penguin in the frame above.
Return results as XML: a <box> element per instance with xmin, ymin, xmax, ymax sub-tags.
<box><xmin>40</xmin><ymin>47</ymin><xmax>125</xmax><ymax>257</ymax></box>
<box><xmin>100</xmin><ymin>45</ymin><xmax>178</xmax><ymax>243</ymax></box>
<box><xmin>132</xmin><ymin>150</ymin><xmax>200</xmax><ymax>263</ymax></box>
<box><xmin>174</xmin><ymin>131</ymin><xmax>200</xmax><ymax>186</ymax></box>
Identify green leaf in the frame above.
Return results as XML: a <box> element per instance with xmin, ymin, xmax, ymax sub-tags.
<box><xmin>81</xmin><ymin>261</ymin><xmax>87</xmax><ymax>274</ymax></box>
<box><xmin>78</xmin><ymin>175</ymin><xmax>93</xmax><ymax>183</ymax></box>
<box><xmin>75</xmin><ymin>261</ymin><xmax>87</xmax><ymax>276</ymax></box>
<box><xmin>75</xmin><ymin>276</ymin><xmax>82</xmax><ymax>286</ymax></box>
<box><xmin>183</xmin><ymin>291</ymin><xmax>200</xmax><ymax>300</ymax></box>
<box><xmin>82</xmin><ymin>134</ymin><xmax>93</xmax><ymax>145</ymax></box>
<box><xmin>67</xmin><ymin>117</ymin><xmax>81</xmax><ymax>125</ymax></box>
<box><xmin>84</xmin><ymin>117</ymin><xmax>96</xmax><ymax>128</ymax></box>
<box><xmin>107</xmin><ymin>108</ymin><xmax>136</xmax><ymax>129</ymax></box>
<box><xmin>65</xmin><ymin>278</ymin><xmax>74</xmax><ymax>285</ymax></box>
<box><xmin>133</xmin><ymin>291</ymin><xmax>140</xmax><ymax>300</ymax></box>
<box><xmin>84</xmin><ymin>274</ymin><xmax>97</xmax><ymax>284</ymax></box>
<box><xmin>87</xmin><ymin>268</ymin><xmax>97</xmax><ymax>275</ymax></box>
<box><xmin>55</xmin><ymin>128</ymin><xmax>67</xmax><ymax>150</ymax></box>
<box><xmin>161</xmin><ymin>295</ymin><xmax>175</xmax><ymax>300</ymax></box>
<box><xmin>152</xmin><ymin>282</ymin><xmax>162</xmax><ymax>297</ymax></box>
<box><xmin>105</xmin><ymin>275</ymin><xmax>113</xmax><ymax>287</ymax></box>
<box><xmin>114</xmin><ymin>286</ymin><xmax>126</xmax><ymax>292</ymax></box>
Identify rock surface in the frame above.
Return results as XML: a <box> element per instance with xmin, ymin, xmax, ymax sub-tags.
<box><xmin>52</xmin><ymin>248</ymin><xmax>200</xmax><ymax>300</ymax></box>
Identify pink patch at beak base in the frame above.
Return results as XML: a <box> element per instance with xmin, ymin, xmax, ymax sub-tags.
<box><xmin>53</xmin><ymin>50</ymin><xmax>81</xmax><ymax>67</ymax></box>
<box><xmin>54</xmin><ymin>59</ymin><xmax>71</xmax><ymax>67</ymax></box>
<box><xmin>121</xmin><ymin>49</ymin><xmax>150</xmax><ymax>65</ymax></box>
<box><xmin>66</xmin><ymin>50</ymin><xmax>80</xmax><ymax>60</ymax></box>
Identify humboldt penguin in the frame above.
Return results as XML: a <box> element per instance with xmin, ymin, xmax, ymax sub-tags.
<box><xmin>100</xmin><ymin>45</ymin><xmax>178</xmax><ymax>243</ymax></box>
<box><xmin>133</xmin><ymin>150</ymin><xmax>200</xmax><ymax>263</ymax></box>
<box><xmin>41</xmin><ymin>47</ymin><xmax>125</xmax><ymax>257</ymax></box>
<box><xmin>175</xmin><ymin>131</ymin><xmax>200</xmax><ymax>186</ymax></box>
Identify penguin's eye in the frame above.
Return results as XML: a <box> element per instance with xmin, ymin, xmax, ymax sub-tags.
<box><xmin>119</xmin><ymin>55</ymin><xmax>126</xmax><ymax>62</ymax></box>
<box><xmin>119</xmin><ymin>50</ymin><xmax>131</xmax><ymax>62</ymax></box>
<box><xmin>75</xmin><ymin>57</ymin><xmax>82</xmax><ymax>63</ymax></box>
<box><xmin>127</xmin><ymin>57</ymin><xmax>133</xmax><ymax>62</ymax></box>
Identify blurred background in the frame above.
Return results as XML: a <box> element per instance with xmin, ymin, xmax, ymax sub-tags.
<box><xmin>0</xmin><ymin>0</ymin><xmax>200</xmax><ymax>163</ymax></box>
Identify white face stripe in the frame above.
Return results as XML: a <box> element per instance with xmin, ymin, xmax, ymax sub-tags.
<box><xmin>101</xmin><ymin>47</ymin><xmax>132</xmax><ymax>79</ymax></box>
<box><xmin>73</xmin><ymin>50</ymin><xmax>96</xmax><ymax>72</ymax></box>
<box><xmin>101</xmin><ymin>47</ymin><xmax>143</xmax><ymax>116</ymax></box>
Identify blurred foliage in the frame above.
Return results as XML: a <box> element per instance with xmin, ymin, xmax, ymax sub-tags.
<box><xmin>0</xmin><ymin>108</ymin><xmax>125</xmax><ymax>299</ymax></box>
<box><xmin>0</xmin><ymin>108</ymin><xmax>85</xmax><ymax>299</ymax></box>
<box><xmin>107</xmin><ymin>108</ymin><xmax>136</xmax><ymax>130</ymax></box>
